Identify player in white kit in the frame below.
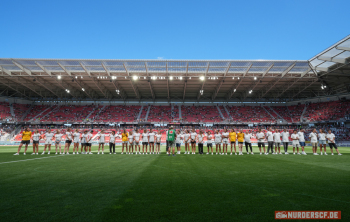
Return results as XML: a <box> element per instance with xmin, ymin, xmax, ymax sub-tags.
<box><xmin>128</xmin><ymin>130</ymin><xmax>134</xmax><ymax>154</ymax></box>
<box><xmin>190</xmin><ymin>129</ymin><xmax>197</xmax><ymax>154</ymax></box>
<box><xmin>64</xmin><ymin>128</ymin><xmax>73</xmax><ymax>154</ymax></box>
<box><xmin>175</xmin><ymin>130</ymin><xmax>183</xmax><ymax>154</ymax></box>
<box><xmin>81</xmin><ymin>130</ymin><xmax>88</xmax><ymax>154</ymax></box>
<box><xmin>183</xmin><ymin>130</ymin><xmax>191</xmax><ymax>154</ymax></box>
<box><xmin>42</xmin><ymin>129</ymin><xmax>54</xmax><ymax>155</ymax></box>
<box><xmin>298</xmin><ymin>129</ymin><xmax>307</xmax><ymax>155</ymax></box>
<box><xmin>318</xmin><ymin>129</ymin><xmax>327</xmax><ymax>155</ymax></box>
<box><xmin>206</xmin><ymin>131</ymin><xmax>214</xmax><ymax>155</ymax></box>
<box><xmin>32</xmin><ymin>129</ymin><xmax>40</xmax><ymax>155</ymax></box>
<box><xmin>326</xmin><ymin>129</ymin><xmax>342</xmax><ymax>156</ymax></box>
<box><xmin>72</xmin><ymin>129</ymin><xmax>81</xmax><ymax>154</ymax></box>
<box><xmin>148</xmin><ymin>129</ymin><xmax>156</xmax><ymax>154</ymax></box>
<box><xmin>86</xmin><ymin>130</ymin><xmax>93</xmax><ymax>154</ymax></box>
<box><xmin>221</xmin><ymin>129</ymin><xmax>229</xmax><ymax>155</ymax></box>
<box><xmin>134</xmin><ymin>129</ymin><xmax>141</xmax><ymax>154</ymax></box>
<box><xmin>273</xmin><ymin>129</ymin><xmax>282</xmax><ymax>154</ymax></box>
<box><xmin>97</xmin><ymin>130</ymin><xmax>106</xmax><ymax>154</ymax></box>
<box><xmin>156</xmin><ymin>130</ymin><xmax>162</xmax><ymax>154</ymax></box>
<box><xmin>309</xmin><ymin>129</ymin><xmax>318</xmax><ymax>155</ymax></box>
<box><xmin>256</xmin><ymin>129</ymin><xmax>266</xmax><ymax>155</ymax></box>
<box><xmin>214</xmin><ymin>130</ymin><xmax>222</xmax><ymax>155</ymax></box>
<box><xmin>291</xmin><ymin>130</ymin><xmax>300</xmax><ymax>155</ymax></box>
<box><xmin>54</xmin><ymin>129</ymin><xmax>63</xmax><ymax>154</ymax></box>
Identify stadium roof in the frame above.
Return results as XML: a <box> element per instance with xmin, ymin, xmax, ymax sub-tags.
<box><xmin>0</xmin><ymin>36</ymin><xmax>349</xmax><ymax>102</ymax></box>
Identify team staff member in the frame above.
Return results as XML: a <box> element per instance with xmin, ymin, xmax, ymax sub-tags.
<box><xmin>121</xmin><ymin>129</ymin><xmax>128</xmax><ymax>154</ymax></box>
<box><xmin>229</xmin><ymin>129</ymin><xmax>237</xmax><ymax>155</ymax></box>
<box><xmin>237</xmin><ymin>129</ymin><xmax>244</xmax><ymax>155</ymax></box>
<box><xmin>326</xmin><ymin>130</ymin><xmax>342</xmax><ymax>156</ymax></box>
<box><xmin>14</xmin><ymin>127</ymin><xmax>32</xmax><ymax>155</ymax></box>
<box><xmin>31</xmin><ymin>129</ymin><xmax>40</xmax><ymax>155</ymax></box>
<box><xmin>167</xmin><ymin>126</ymin><xmax>176</xmax><ymax>156</ymax></box>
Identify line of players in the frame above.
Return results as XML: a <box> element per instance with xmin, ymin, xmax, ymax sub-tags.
<box><xmin>14</xmin><ymin>127</ymin><xmax>342</xmax><ymax>156</ymax></box>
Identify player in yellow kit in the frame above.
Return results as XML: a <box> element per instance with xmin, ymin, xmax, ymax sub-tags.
<box><xmin>237</xmin><ymin>129</ymin><xmax>245</xmax><ymax>155</ymax></box>
<box><xmin>121</xmin><ymin>129</ymin><xmax>129</xmax><ymax>154</ymax></box>
<box><xmin>229</xmin><ymin>129</ymin><xmax>237</xmax><ymax>155</ymax></box>
<box><xmin>14</xmin><ymin>127</ymin><xmax>32</xmax><ymax>155</ymax></box>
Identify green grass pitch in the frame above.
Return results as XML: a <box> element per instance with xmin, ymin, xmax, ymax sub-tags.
<box><xmin>0</xmin><ymin>145</ymin><xmax>349</xmax><ymax>221</ymax></box>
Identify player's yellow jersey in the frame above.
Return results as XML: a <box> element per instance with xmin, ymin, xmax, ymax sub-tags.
<box><xmin>237</xmin><ymin>132</ymin><xmax>244</xmax><ymax>142</ymax></box>
<box><xmin>229</xmin><ymin>132</ymin><xmax>237</xmax><ymax>141</ymax></box>
<box><xmin>122</xmin><ymin>133</ymin><xmax>128</xmax><ymax>141</ymax></box>
<box><xmin>22</xmin><ymin>131</ymin><xmax>32</xmax><ymax>141</ymax></box>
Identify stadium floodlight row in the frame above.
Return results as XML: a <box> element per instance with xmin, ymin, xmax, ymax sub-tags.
<box><xmin>0</xmin><ymin>35</ymin><xmax>349</xmax><ymax>103</ymax></box>
<box><xmin>14</xmin><ymin>127</ymin><xmax>342</xmax><ymax>156</ymax></box>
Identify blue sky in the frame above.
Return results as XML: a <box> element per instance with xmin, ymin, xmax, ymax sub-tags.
<box><xmin>1</xmin><ymin>0</ymin><xmax>349</xmax><ymax>60</ymax></box>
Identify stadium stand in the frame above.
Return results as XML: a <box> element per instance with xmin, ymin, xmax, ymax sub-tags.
<box><xmin>147</xmin><ymin>105</ymin><xmax>172</xmax><ymax>122</ymax></box>
<box><xmin>181</xmin><ymin>105</ymin><xmax>222</xmax><ymax>122</ymax></box>
<box><xmin>12</xmin><ymin>103</ymin><xmax>31</xmax><ymax>121</ymax></box>
<box><xmin>303</xmin><ymin>101</ymin><xmax>350</xmax><ymax>122</ymax></box>
<box><xmin>93</xmin><ymin>105</ymin><xmax>141</xmax><ymax>122</ymax></box>
<box><xmin>0</xmin><ymin>102</ymin><xmax>12</xmax><ymax>121</ymax></box>
<box><xmin>226</xmin><ymin>106</ymin><xmax>275</xmax><ymax>122</ymax></box>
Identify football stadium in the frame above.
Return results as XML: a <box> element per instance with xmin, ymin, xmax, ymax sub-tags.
<box><xmin>1</xmin><ymin>1</ymin><xmax>350</xmax><ymax>221</ymax></box>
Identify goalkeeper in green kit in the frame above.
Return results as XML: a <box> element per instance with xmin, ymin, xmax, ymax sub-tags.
<box><xmin>167</xmin><ymin>126</ymin><xmax>177</xmax><ymax>156</ymax></box>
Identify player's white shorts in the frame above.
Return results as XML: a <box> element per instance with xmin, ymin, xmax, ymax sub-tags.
<box><xmin>45</xmin><ymin>140</ymin><xmax>52</xmax><ymax>145</ymax></box>
<box><xmin>133</xmin><ymin>141</ymin><xmax>139</xmax><ymax>145</ymax></box>
<box><xmin>74</xmin><ymin>140</ymin><xmax>80</xmax><ymax>143</ymax></box>
<box><xmin>222</xmin><ymin>139</ymin><xmax>229</xmax><ymax>145</ymax></box>
<box><xmin>214</xmin><ymin>140</ymin><xmax>221</xmax><ymax>145</ymax></box>
<box><xmin>292</xmin><ymin>142</ymin><xmax>299</xmax><ymax>147</ymax></box>
<box><xmin>129</xmin><ymin>140</ymin><xmax>133</xmax><ymax>144</ymax></box>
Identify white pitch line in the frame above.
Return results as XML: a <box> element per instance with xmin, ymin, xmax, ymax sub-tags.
<box><xmin>0</xmin><ymin>155</ymin><xmax>64</xmax><ymax>165</ymax></box>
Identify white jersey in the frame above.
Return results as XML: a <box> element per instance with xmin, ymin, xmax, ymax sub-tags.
<box><xmin>148</xmin><ymin>132</ymin><xmax>155</xmax><ymax>142</ymax></box>
<box><xmin>318</xmin><ymin>133</ymin><xmax>326</xmax><ymax>141</ymax></box>
<box><xmin>134</xmin><ymin>133</ymin><xmax>141</xmax><ymax>142</ymax></box>
<box><xmin>256</xmin><ymin>132</ymin><xmax>265</xmax><ymax>142</ymax></box>
<box><xmin>109</xmin><ymin>134</ymin><xmax>116</xmax><ymax>143</ymax></box>
<box><xmin>190</xmin><ymin>132</ymin><xmax>197</xmax><ymax>140</ymax></box>
<box><xmin>197</xmin><ymin>134</ymin><xmax>204</xmax><ymax>143</ymax></box>
<box><xmin>309</xmin><ymin>132</ymin><xmax>318</xmax><ymax>143</ymax></box>
<box><xmin>66</xmin><ymin>132</ymin><xmax>73</xmax><ymax>141</ymax></box>
<box><xmin>207</xmin><ymin>134</ymin><xmax>214</xmax><ymax>143</ymax></box>
<box><xmin>326</xmin><ymin>133</ymin><xmax>336</xmax><ymax>143</ymax></box>
<box><xmin>175</xmin><ymin>134</ymin><xmax>182</xmax><ymax>143</ymax></box>
<box><xmin>142</xmin><ymin>133</ymin><xmax>148</xmax><ymax>142</ymax></box>
<box><xmin>128</xmin><ymin>133</ymin><xmax>134</xmax><ymax>141</ymax></box>
<box><xmin>291</xmin><ymin>133</ymin><xmax>299</xmax><ymax>144</ymax></box>
<box><xmin>222</xmin><ymin>132</ymin><xmax>229</xmax><ymax>140</ymax></box>
<box><xmin>184</xmin><ymin>133</ymin><xmax>190</xmax><ymax>142</ymax></box>
<box><xmin>33</xmin><ymin>133</ymin><xmax>40</xmax><ymax>141</ymax></box>
<box><xmin>55</xmin><ymin>133</ymin><xmax>63</xmax><ymax>141</ymax></box>
<box><xmin>45</xmin><ymin>132</ymin><xmax>54</xmax><ymax>141</ymax></box>
<box><xmin>73</xmin><ymin>132</ymin><xmax>81</xmax><ymax>143</ymax></box>
<box><xmin>156</xmin><ymin>134</ymin><xmax>162</xmax><ymax>143</ymax></box>
<box><xmin>273</xmin><ymin>132</ymin><xmax>281</xmax><ymax>143</ymax></box>
<box><xmin>86</xmin><ymin>133</ymin><xmax>93</xmax><ymax>143</ymax></box>
<box><xmin>298</xmin><ymin>132</ymin><xmax>305</xmax><ymax>142</ymax></box>
<box><xmin>214</xmin><ymin>133</ymin><xmax>222</xmax><ymax>142</ymax></box>
<box><xmin>267</xmin><ymin>131</ymin><xmax>274</xmax><ymax>141</ymax></box>
<box><xmin>81</xmin><ymin>134</ymin><xmax>88</xmax><ymax>143</ymax></box>
<box><xmin>281</xmin><ymin>132</ymin><xmax>290</xmax><ymax>142</ymax></box>
<box><xmin>98</xmin><ymin>133</ymin><xmax>106</xmax><ymax>143</ymax></box>
<box><xmin>244</xmin><ymin>133</ymin><xmax>252</xmax><ymax>143</ymax></box>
